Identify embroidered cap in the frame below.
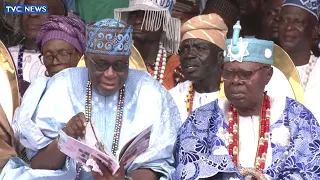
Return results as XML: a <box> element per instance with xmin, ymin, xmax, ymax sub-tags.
<box><xmin>114</xmin><ymin>0</ymin><xmax>181</xmax><ymax>54</ymax></box>
<box><xmin>86</xmin><ymin>18</ymin><xmax>133</xmax><ymax>56</ymax></box>
<box><xmin>224</xmin><ymin>21</ymin><xmax>274</xmax><ymax>65</ymax></box>
<box><xmin>282</xmin><ymin>0</ymin><xmax>319</xmax><ymax>20</ymax></box>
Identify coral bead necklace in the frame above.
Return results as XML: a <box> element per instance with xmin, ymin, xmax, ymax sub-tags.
<box><xmin>228</xmin><ymin>92</ymin><xmax>270</xmax><ymax>173</ymax></box>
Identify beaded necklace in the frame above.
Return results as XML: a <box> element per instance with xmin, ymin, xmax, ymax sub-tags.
<box><xmin>75</xmin><ymin>80</ymin><xmax>126</xmax><ymax>180</ymax></box>
<box><xmin>17</xmin><ymin>45</ymin><xmax>25</xmax><ymax>80</ymax></box>
<box><xmin>147</xmin><ymin>44</ymin><xmax>167</xmax><ymax>84</ymax></box>
<box><xmin>173</xmin><ymin>65</ymin><xmax>185</xmax><ymax>84</ymax></box>
<box><xmin>185</xmin><ymin>83</ymin><xmax>195</xmax><ymax>116</ymax></box>
<box><xmin>228</xmin><ymin>92</ymin><xmax>270</xmax><ymax>173</ymax></box>
<box><xmin>302</xmin><ymin>53</ymin><xmax>317</xmax><ymax>90</ymax></box>
<box><xmin>153</xmin><ymin>45</ymin><xmax>167</xmax><ymax>83</ymax></box>
<box><xmin>185</xmin><ymin>80</ymin><xmax>223</xmax><ymax>116</ymax></box>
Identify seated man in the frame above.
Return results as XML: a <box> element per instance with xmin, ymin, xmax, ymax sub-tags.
<box><xmin>174</xmin><ymin>21</ymin><xmax>320</xmax><ymax>179</ymax></box>
<box><xmin>114</xmin><ymin>0</ymin><xmax>181</xmax><ymax>89</ymax></box>
<box><xmin>170</xmin><ymin>13</ymin><xmax>227</xmax><ymax>122</ymax></box>
<box><xmin>7</xmin><ymin>19</ymin><xmax>180</xmax><ymax>179</ymax></box>
<box><xmin>259</xmin><ymin>0</ymin><xmax>283</xmax><ymax>44</ymax></box>
<box><xmin>279</xmin><ymin>0</ymin><xmax>320</xmax><ymax>121</ymax></box>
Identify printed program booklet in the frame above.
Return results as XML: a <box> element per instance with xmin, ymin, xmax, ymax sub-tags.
<box><xmin>58</xmin><ymin>125</ymin><xmax>152</xmax><ymax>174</ymax></box>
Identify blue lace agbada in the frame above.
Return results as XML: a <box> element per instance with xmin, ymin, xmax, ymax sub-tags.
<box><xmin>174</xmin><ymin>98</ymin><xmax>320</xmax><ymax>180</ymax></box>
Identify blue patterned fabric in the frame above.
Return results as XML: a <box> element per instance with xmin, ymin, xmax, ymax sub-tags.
<box><xmin>117</xmin><ymin>0</ymin><xmax>175</xmax><ymax>12</ymax></box>
<box><xmin>283</xmin><ymin>0</ymin><xmax>319</xmax><ymax>20</ymax></box>
<box><xmin>174</xmin><ymin>98</ymin><xmax>320</xmax><ymax>179</ymax></box>
<box><xmin>86</xmin><ymin>18</ymin><xmax>133</xmax><ymax>56</ymax></box>
<box><xmin>2</xmin><ymin>67</ymin><xmax>181</xmax><ymax>179</ymax></box>
<box><xmin>149</xmin><ymin>0</ymin><xmax>175</xmax><ymax>11</ymax></box>
<box><xmin>224</xmin><ymin>21</ymin><xmax>274</xmax><ymax>65</ymax></box>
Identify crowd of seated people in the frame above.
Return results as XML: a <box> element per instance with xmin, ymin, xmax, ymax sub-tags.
<box><xmin>0</xmin><ymin>0</ymin><xmax>319</xmax><ymax>179</ymax></box>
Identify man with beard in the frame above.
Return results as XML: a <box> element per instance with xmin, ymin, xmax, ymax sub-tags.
<box><xmin>170</xmin><ymin>13</ymin><xmax>227</xmax><ymax>122</ymax></box>
<box><xmin>279</xmin><ymin>0</ymin><xmax>320</xmax><ymax>121</ymax></box>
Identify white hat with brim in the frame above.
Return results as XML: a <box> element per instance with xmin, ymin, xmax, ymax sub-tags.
<box><xmin>114</xmin><ymin>0</ymin><xmax>181</xmax><ymax>54</ymax></box>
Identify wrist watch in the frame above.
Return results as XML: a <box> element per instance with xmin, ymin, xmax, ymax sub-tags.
<box><xmin>124</xmin><ymin>175</ymin><xmax>133</xmax><ymax>180</ymax></box>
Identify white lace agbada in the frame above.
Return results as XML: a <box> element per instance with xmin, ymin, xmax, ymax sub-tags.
<box><xmin>9</xmin><ymin>45</ymin><xmax>46</xmax><ymax>83</ymax></box>
<box><xmin>170</xmin><ymin>80</ymin><xmax>219</xmax><ymax>122</ymax></box>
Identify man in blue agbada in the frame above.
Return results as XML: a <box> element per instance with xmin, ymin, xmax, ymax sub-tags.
<box><xmin>174</xmin><ymin>21</ymin><xmax>320</xmax><ymax>180</ymax></box>
<box><xmin>3</xmin><ymin>19</ymin><xmax>181</xmax><ymax>179</ymax></box>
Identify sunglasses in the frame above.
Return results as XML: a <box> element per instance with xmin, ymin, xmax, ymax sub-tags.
<box><xmin>86</xmin><ymin>56</ymin><xmax>129</xmax><ymax>72</ymax></box>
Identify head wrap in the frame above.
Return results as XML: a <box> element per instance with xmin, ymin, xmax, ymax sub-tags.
<box><xmin>114</xmin><ymin>0</ymin><xmax>181</xmax><ymax>54</ymax></box>
<box><xmin>181</xmin><ymin>13</ymin><xmax>228</xmax><ymax>49</ymax></box>
<box><xmin>282</xmin><ymin>0</ymin><xmax>319</xmax><ymax>20</ymax></box>
<box><xmin>173</xmin><ymin>0</ymin><xmax>199</xmax><ymax>13</ymax></box>
<box><xmin>224</xmin><ymin>21</ymin><xmax>274</xmax><ymax>65</ymax></box>
<box><xmin>36</xmin><ymin>15</ymin><xmax>86</xmax><ymax>53</ymax></box>
<box><xmin>204</xmin><ymin>0</ymin><xmax>240</xmax><ymax>21</ymax></box>
<box><xmin>86</xmin><ymin>18</ymin><xmax>133</xmax><ymax>56</ymax></box>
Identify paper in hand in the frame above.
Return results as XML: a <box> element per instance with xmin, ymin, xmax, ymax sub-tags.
<box><xmin>58</xmin><ymin>130</ymin><xmax>120</xmax><ymax>175</ymax></box>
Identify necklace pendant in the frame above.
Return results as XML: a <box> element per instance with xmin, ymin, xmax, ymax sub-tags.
<box><xmin>95</xmin><ymin>141</ymin><xmax>105</xmax><ymax>152</ymax></box>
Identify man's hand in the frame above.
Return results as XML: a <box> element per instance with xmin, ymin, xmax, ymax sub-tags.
<box><xmin>62</xmin><ymin>112</ymin><xmax>86</xmax><ymax>139</ymax></box>
<box><xmin>91</xmin><ymin>158</ymin><xmax>125</xmax><ymax>180</ymax></box>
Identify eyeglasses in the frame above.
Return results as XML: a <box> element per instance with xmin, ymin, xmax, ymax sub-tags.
<box><xmin>222</xmin><ymin>66</ymin><xmax>268</xmax><ymax>81</ymax></box>
<box><xmin>86</xmin><ymin>55</ymin><xmax>129</xmax><ymax>72</ymax></box>
<box><xmin>40</xmin><ymin>49</ymin><xmax>76</xmax><ymax>65</ymax></box>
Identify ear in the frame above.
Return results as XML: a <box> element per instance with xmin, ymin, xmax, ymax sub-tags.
<box><xmin>265</xmin><ymin>66</ymin><xmax>273</xmax><ymax>85</ymax></box>
<box><xmin>217</xmin><ymin>51</ymin><xmax>224</xmax><ymax>65</ymax></box>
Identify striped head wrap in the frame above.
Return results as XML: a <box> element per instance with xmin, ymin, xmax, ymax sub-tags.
<box><xmin>181</xmin><ymin>13</ymin><xmax>228</xmax><ymax>49</ymax></box>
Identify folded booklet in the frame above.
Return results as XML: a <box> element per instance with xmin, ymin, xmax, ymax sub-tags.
<box><xmin>58</xmin><ymin>125</ymin><xmax>152</xmax><ymax>175</ymax></box>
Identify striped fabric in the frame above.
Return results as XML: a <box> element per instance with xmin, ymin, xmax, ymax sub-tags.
<box><xmin>181</xmin><ymin>13</ymin><xmax>228</xmax><ymax>49</ymax></box>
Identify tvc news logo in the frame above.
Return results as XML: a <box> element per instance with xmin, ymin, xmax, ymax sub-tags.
<box><xmin>4</xmin><ymin>5</ymin><xmax>48</xmax><ymax>14</ymax></box>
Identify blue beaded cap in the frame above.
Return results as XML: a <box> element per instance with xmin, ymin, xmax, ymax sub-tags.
<box><xmin>224</xmin><ymin>21</ymin><xmax>275</xmax><ymax>65</ymax></box>
<box><xmin>86</xmin><ymin>18</ymin><xmax>133</xmax><ymax>56</ymax></box>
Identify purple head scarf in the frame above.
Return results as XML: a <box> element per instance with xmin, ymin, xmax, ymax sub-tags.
<box><xmin>36</xmin><ymin>15</ymin><xmax>86</xmax><ymax>53</ymax></box>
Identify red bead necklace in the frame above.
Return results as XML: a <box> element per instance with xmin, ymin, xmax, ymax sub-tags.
<box><xmin>228</xmin><ymin>92</ymin><xmax>270</xmax><ymax>172</ymax></box>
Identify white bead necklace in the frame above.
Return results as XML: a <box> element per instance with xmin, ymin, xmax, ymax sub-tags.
<box><xmin>153</xmin><ymin>44</ymin><xmax>167</xmax><ymax>84</ymax></box>
<box><xmin>302</xmin><ymin>53</ymin><xmax>317</xmax><ymax>90</ymax></box>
